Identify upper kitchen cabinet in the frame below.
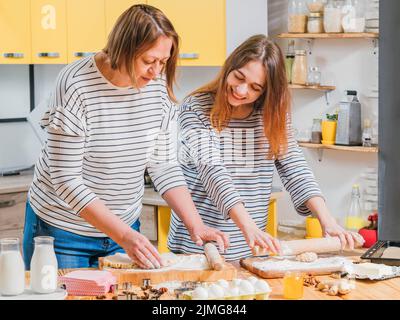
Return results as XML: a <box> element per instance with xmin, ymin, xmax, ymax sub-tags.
<box><xmin>0</xmin><ymin>0</ymin><xmax>31</xmax><ymax>64</ymax></box>
<box><xmin>67</xmin><ymin>0</ymin><xmax>106</xmax><ymax>63</ymax></box>
<box><xmin>30</xmin><ymin>0</ymin><xmax>67</xmax><ymax>64</ymax></box>
<box><xmin>147</xmin><ymin>0</ymin><xmax>226</xmax><ymax>66</ymax></box>
<box><xmin>105</xmin><ymin>0</ymin><xmax>145</xmax><ymax>38</ymax></box>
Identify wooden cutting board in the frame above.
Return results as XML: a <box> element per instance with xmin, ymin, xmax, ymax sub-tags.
<box><xmin>240</xmin><ymin>257</ymin><xmax>346</xmax><ymax>279</ymax></box>
<box><xmin>98</xmin><ymin>256</ymin><xmax>237</xmax><ymax>285</ymax></box>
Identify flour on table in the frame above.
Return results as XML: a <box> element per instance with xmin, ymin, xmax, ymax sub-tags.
<box><xmin>103</xmin><ymin>252</ymin><xmax>210</xmax><ymax>272</ymax></box>
<box><xmin>252</xmin><ymin>257</ymin><xmax>350</xmax><ymax>272</ymax></box>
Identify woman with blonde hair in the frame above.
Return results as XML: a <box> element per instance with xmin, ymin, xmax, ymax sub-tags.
<box><xmin>168</xmin><ymin>34</ymin><xmax>363</xmax><ymax>260</ymax></box>
<box><xmin>23</xmin><ymin>4</ymin><xmax>228</xmax><ymax>269</ymax></box>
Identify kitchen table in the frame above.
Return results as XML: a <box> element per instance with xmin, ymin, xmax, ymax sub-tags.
<box><xmin>24</xmin><ymin>251</ymin><xmax>400</xmax><ymax>300</ymax></box>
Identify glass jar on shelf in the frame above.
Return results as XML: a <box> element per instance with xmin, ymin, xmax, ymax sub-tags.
<box><xmin>307</xmin><ymin>66</ymin><xmax>321</xmax><ymax>86</ymax></box>
<box><xmin>308</xmin><ymin>12</ymin><xmax>324</xmax><ymax>33</ymax></box>
<box><xmin>307</xmin><ymin>0</ymin><xmax>326</xmax><ymax>13</ymax></box>
<box><xmin>292</xmin><ymin>50</ymin><xmax>308</xmax><ymax>85</ymax></box>
<box><xmin>285</xmin><ymin>40</ymin><xmax>296</xmax><ymax>83</ymax></box>
<box><xmin>342</xmin><ymin>0</ymin><xmax>366</xmax><ymax>32</ymax></box>
<box><xmin>311</xmin><ymin>118</ymin><xmax>322</xmax><ymax>144</ymax></box>
<box><xmin>324</xmin><ymin>0</ymin><xmax>343</xmax><ymax>33</ymax></box>
<box><xmin>288</xmin><ymin>0</ymin><xmax>308</xmax><ymax>33</ymax></box>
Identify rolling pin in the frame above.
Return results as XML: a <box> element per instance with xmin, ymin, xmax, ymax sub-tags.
<box><xmin>204</xmin><ymin>243</ymin><xmax>224</xmax><ymax>271</ymax></box>
<box><xmin>252</xmin><ymin>236</ymin><xmax>365</xmax><ymax>257</ymax></box>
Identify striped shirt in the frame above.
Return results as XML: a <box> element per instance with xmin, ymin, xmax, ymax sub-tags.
<box><xmin>168</xmin><ymin>93</ymin><xmax>323</xmax><ymax>260</ymax></box>
<box><xmin>29</xmin><ymin>55</ymin><xmax>186</xmax><ymax>237</ymax></box>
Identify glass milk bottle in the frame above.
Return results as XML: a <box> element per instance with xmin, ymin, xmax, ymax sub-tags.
<box><xmin>0</xmin><ymin>238</ymin><xmax>25</xmax><ymax>296</ymax></box>
<box><xmin>30</xmin><ymin>236</ymin><xmax>58</xmax><ymax>294</ymax></box>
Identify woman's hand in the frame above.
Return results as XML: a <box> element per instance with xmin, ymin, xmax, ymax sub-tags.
<box><xmin>321</xmin><ymin>217</ymin><xmax>365</xmax><ymax>250</ymax></box>
<box><xmin>190</xmin><ymin>224</ymin><xmax>230</xmax><ymax>253</ymax></box>
<box><xmin>305</xmin><ymin>197</ymin><xmax>365</xmax><ymax>250</ymax></box>
<box><xmin>241</xmin><ymin>221</ymin><xmax>281</xmax><ymax>255</ymax></box>
<box><xmin>120</xmin><ymin>229</ymin><xmax>163</xmax><ymax>269</ymax></box>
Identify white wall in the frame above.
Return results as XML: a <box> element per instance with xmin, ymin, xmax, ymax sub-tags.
<box><xmin>268</xmin><ymin>0</ymin><xmax>379</xmax><ymax>226</ymax></box>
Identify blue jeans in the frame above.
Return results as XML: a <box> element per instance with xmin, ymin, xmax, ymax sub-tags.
<box><xmin>23</xmin><ymin>201</ymin><xmax>140</xmax><ymax>270</ymax></box>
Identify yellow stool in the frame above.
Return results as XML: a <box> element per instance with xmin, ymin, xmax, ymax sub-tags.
<box><xmin>157</xmin><ymin>199</ymin><xmax>279</xmax><ymax>253</ymax></box>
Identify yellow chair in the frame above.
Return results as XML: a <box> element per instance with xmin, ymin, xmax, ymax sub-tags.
<box><xmin>157</xmin><ymin>198</ymin><xmax>278</xmax><ymax>253</ymax></box>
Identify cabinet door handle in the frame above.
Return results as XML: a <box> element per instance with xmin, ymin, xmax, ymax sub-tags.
<box><xmin>0</xmin><ymin>200</ymin><xmax>16</xmax><ymax>208</ymax></box>
<box><xmin>37</xmin><ymin>52</ymin><xmax>60</xmax><ymax>58</ymax></box>
<box><xmin>74</xmin><ymin>52</ymin><xmax>95</xmax><ymax>57</ymax></box>
<box><xmin>179</xmin><ymin>53</ymin><xmax>199</xmax><ymax>59</ymax></box>
<box><xmin>3</xmin><ymin>53</ymin><xmax>24</xmax><ymax>58</ymax></box>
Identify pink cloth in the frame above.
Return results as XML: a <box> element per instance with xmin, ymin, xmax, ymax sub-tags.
<box><xmin>60</xmin><ymin>270</ymin><xmax>117</xmax><ymax>296</ymax></box>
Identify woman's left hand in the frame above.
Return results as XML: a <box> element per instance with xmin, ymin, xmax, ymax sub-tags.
<box><xmin>190</xmin><ymin>224</ymin><xmax>230</xmax><ymax>253</ymax></box>
<box><xmin>321</xmin><ymin>218</ymin><xmax>365</xmax><ymax>250</ymax></box>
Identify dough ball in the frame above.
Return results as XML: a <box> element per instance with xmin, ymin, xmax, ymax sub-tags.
<box><xmin>295</xmin><ymin>252</ymin><xmax>318</xmax><ymax>262</ymax></box>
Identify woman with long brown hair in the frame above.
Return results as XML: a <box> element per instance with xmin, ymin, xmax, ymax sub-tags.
<box><xmin>168</xmin><ymin>35</ymin><xmax>363</xmax><ymax>260</ymax></box>
<box><xmin>23</xmin><ymin>4</ymin><xmax>228</xmax><ymax>270</ymax></box>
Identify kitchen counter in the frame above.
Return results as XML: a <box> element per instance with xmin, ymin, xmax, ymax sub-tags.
<box><xmin>0</xmin><ymin>173</ymin><xmax>283</xmax><ymax>203</ymax></box>
<box><xmin>0</xmin><ymin>171</ymin><xmax>34</xmax><ymax>194</ymax></box>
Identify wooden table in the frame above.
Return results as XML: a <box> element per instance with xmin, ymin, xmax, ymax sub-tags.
<box><xmin>25</xmin><ymin>254</ymin><xmax>400</xmax><ymax>300</ymax></box>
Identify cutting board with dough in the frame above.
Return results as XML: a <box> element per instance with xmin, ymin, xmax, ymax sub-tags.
<box><xmin>98</xmin><ymin>254</ymin><xmax>237</xmax><ymax>285</ymax></box>
<box><xmin>240</xmin><ymin>256</ymin><xmax>350</xmax><ymax>279</ymax></box>
<box><xmin>242</xmin><ymin>237</ymin><xmax>361</xmax><ymax>279</ymax></box>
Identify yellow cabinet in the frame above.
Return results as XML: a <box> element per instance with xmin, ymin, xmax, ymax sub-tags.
<box><xmin>105</xmin><ymin>0</ymin><xmax>145</xmax><ymax>38</ymax></box>
<box><xmin>31</xmin><ymin>0</ymin><xmax>67</xmax><ymax>64</ymax></box>
<box><xmin>67</xmin><ymin>0</ymin><xmax>106</xmax><ymax>63</ymax></box>
<box><xmin>148</xmin><ymin>0</ymin><xmax>226</xmax><ymax>66</ymax></box>
<box><xmin>0</xmin><ymin>0</ymin><xmax>31</xmax><ymax>64</ymax></box>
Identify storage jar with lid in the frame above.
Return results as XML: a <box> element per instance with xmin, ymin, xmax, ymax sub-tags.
<box><xmin>311</xmin><ymin>118</ymin><xmax>322</xmax><ymax>144</ymax></box>
<box><xmin>324</xmin><ymin>0</ymin><xmax>343</xmax><ymax>33</ymax></box>
<box><xmin>307</xmin><ymin>0</ymin><xmax>326</xmax><ymax>13</ymax></box>
<box><xmin>291</xmin><ymin>50</ymin><xmax>308</xmax><ymax>85</ymax></box>
<box><xmin>308</xmin><ymin>12</ymin><xmax>324</xmax><ymax>33</ymax></box>
<box><xmin>288</xmin><ymin>0</ymin><xmax>308</xmax><ymax>33</ymax></box>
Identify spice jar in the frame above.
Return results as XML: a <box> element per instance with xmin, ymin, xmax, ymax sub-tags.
<box><xmin>307</xmin><ymin>66</ymin><xmax>321</xmax><ymax>86</ymax></box>
<box><xmin>307</xmin><ymin>0</ymin><xmax>326</xmax><ymax>13</ymax></box>
<box><xmin>311</xmin><ymin>118</ymin><xmax>322</xmax><ymax>144</ymax></box>
<box><xmin>288</xmin><ymin>0</ymin><xmax>308</xmax><ymax>33</ymax></box>
<box><xmin>308</xmin><ymin>12</ymin><xmax>324</xmax><ymax>33</ymax></box>
<box><xmin>291</xmin><ymin>50</ymin><xmax>308</xmax><ymax>85</ymax></box>
<box><xmin>324</xmin><ymin>0</ymin><xmax>343</xmax><ymax>33</ymax></box>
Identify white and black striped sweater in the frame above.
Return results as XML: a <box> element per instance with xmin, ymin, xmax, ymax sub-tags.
<box><xmin>29</xmin><ymin>55</ymin><xmax>186</xmax><ymax>237</ymax></box>
<box><xmin>168</xmin><ymin>92</ymin><xmax>323</xmax><ymax>261</ymax></box>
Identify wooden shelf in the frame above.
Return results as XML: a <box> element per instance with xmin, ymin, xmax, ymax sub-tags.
<box><xmin>298</xmin><ymin>142</ymin><xmax>379</xmax><ymax>153</ymax></box>
<box><xmin>278</xmin><ymin>32</ymin><xmax>379</xmax><ymax>39</ymax></box>
<box><xmin>289</xmin><ymin>84</ymin><xmax>336</xmax><ymax>91</ymax></box>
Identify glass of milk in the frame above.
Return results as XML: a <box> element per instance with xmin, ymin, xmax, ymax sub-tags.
<box><xmin>0</xmin><ymin>238</ymin><xmax>26</xmax><ymax>296</ymax></box>
<box><xmin>30</xmin><ymin>236</ymin><xmax>58</xmax><ymax>294</ymax></box>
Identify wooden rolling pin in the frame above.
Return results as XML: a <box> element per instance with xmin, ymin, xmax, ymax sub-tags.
<box><xmin>252</xmin><ymin>236</ymin><xmax>365</xmax><ymax>257</ymax></box>
<box><xmin>204</xmin><ymin>243</ymin><xmax>224</xmax><ymax>271</ymax></box>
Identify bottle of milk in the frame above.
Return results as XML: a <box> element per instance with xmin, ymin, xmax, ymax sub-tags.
<box><xmin>0</xmin><ymin>238</ymin><xmax>25</xmax><ymax>296</ymax></box>
<box><xmin>30</xmin><ymin>236</ymin><xmax>58</xmax><ymax>294</ymax></box>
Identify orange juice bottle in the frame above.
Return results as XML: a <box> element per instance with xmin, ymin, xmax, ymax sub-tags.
<box><xmin>283</xmin><ymin>272</ymin><xmax>304</xmax><ymax>299</ymax></box>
